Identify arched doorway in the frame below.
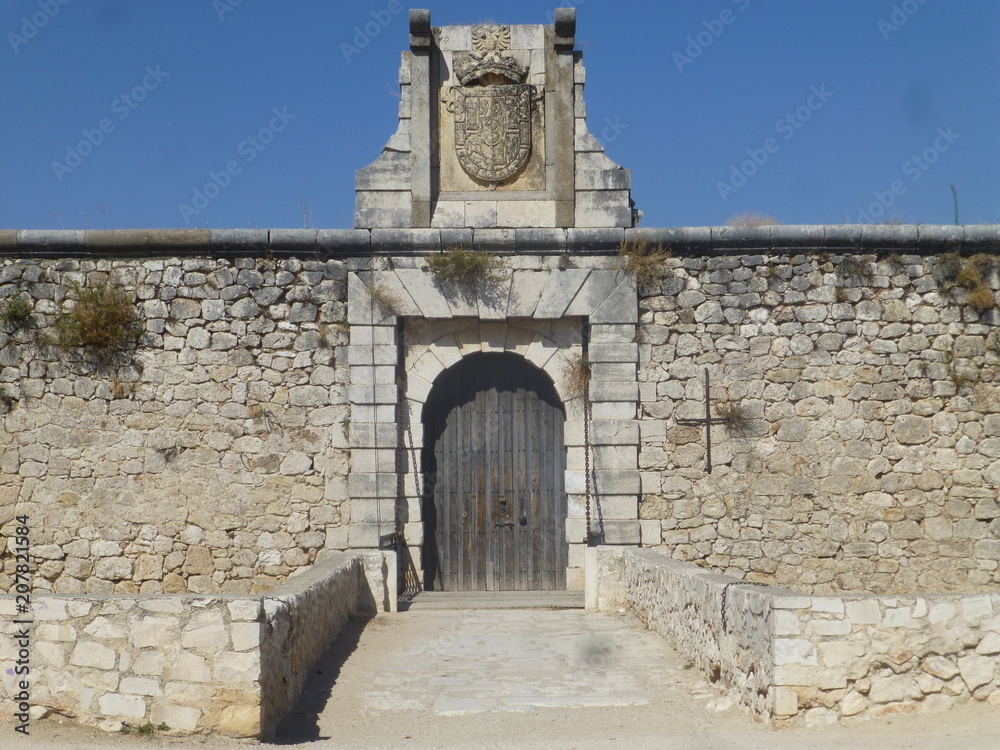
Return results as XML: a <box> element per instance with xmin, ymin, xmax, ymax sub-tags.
<box><xmin>421</xmin><ymin>352</ymin><xmax>567</xmax><ymax>591</ymax></box>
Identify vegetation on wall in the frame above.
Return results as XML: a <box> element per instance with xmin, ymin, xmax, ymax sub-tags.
<box><xmin>934</xmin><ymin>253</ymin><xmax>998</xmax><ymax>312</ymax></box>
<box><xmin>565</xmin><ymin>355</ymin><xmax>592</xmax><ymax>399</ymax></box>
<box><xmin>715</xmin><ymin>401</ymin><xmax>757</xmax><ymax>439</ymax></box>
<box><xmin>724</xmin><ymin>212</ymin><xmax>782</xmax><ymax>227</ymax></box>
<box><xmin>426</xmin><ymin>246</ymin><xmax>506</xmax><ymax>286</ymax></box>
<box><xmin>0</xmin><ymin>296</ymin><xmax>33</xmax><ymax>330</ymax></box>
<box><xmin>617</xmin><ymin>234</ymin><xmax>670</xmax><ymax>289</ymax></box>
<box><xmin>54</xmin><ymin>282</ymin><xmax>143</xmax><ymax>354</ymax></box>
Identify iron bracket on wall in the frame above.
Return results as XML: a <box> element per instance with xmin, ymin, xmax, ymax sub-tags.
<box><xmin>676</xmin><ymin>369</ymin><xmax>722</xmax><ymax>475</ymax></box>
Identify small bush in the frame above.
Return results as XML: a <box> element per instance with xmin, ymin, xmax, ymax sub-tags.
<box><xmin>426</xmin><ymin>247</ymin><xmax>506</xmax><ymax>285</ymax></box>
<box><xmin>0</xmin><ymin>296</ymin><xmax>33</xmax><ymax>330</ymax></box>
<box><xmin>55</xmin><ymin>282</ymin><xmax>142</xmax><ymax>353</ymax></box>
<box><xmin>618</xmin><ymin>234</ymin><xmax>670</xmax><ymax>289</ymax></box>
<box><xmin>724</xmin><ymin>212</ymin><xmax>781</xmax><ymax>227</ymax></box>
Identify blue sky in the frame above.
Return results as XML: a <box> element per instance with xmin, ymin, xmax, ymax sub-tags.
<box><xmin>2</xmin><ymin>0</ymin><xmax>997</xmax><ymax>230</ymax></box>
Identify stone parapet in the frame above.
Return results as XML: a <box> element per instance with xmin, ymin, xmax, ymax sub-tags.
<box><xmin>588</xmin><ymin>547</ymin><xmax>1000</xmax><ymax>726</ymax></box>
<box><xmin>0</xmin><ymin>552</ymin><xmax>390</xmax><ymax>737</ymax></box>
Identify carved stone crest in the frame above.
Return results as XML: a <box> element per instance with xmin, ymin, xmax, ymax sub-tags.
<box><xmin>445</xmin><ymin>25</ymin><xmax>538</xmax><ymax>184</ymax></box>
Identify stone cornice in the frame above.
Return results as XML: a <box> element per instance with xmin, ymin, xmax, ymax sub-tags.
<box><xmin>0</xmin><ymin>225</ymin><xmax>996</xmax><ymax>258</ymax></box>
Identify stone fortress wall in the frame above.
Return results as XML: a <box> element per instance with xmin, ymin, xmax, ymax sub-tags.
<box><xmin>0</xmin><ymin>226</ymin><xmax>998</xmax><ymax>600</ymax></box>
<box><xmin>631</xmin><ymin>227</ymin><xmax>1000</xmax><ymax>595</ymax></box>
<box><xmin>0</xmin><ymin>245</ymin><xmax>354</xmax><ymax>597</ymax></box>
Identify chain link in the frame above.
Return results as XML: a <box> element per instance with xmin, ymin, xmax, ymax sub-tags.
<box><xmin>584</xmin><ymin>374</ymin><xmax>593</xmax><ymax>545</ymax></box>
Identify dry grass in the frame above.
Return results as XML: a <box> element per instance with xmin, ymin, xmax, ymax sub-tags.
<box><xmin>565</xmin><ymin>356</ymin><xmax>592</xmax><ymax>399</ymax></box>
<box><xmin>426</xmin><ymin>247</ymin><xmax>506</xmax><ymax>285</ymax></box>
<box><xmin>838</xmin><ymin>255</ymin><xmax>875</xmax><ymax>285</ymax></box>
<box><xmin>715</xmin><ymin>401</ymin><xmax>757</xmax><ymax>439</ymax></box>
<box><xmin>368</xmin><ymin>282</ymin><xmax>403</xmax><ymax>315</ymax></box>
<box><xmin>950</xmin><ymin>364</ymin><xmax>978</xmax><ymax>393</ymax></box>
<box><xmin>964</xmin><ymin>284</ymin><xmax>996</xmax><ymax>311</ymax></box>
<box><xmin>724</xmin><ymin>212</ymin><xmax>781</xmax><ymax>227</ymax></box>
<box><xmin>55</xmin><ymin>282</ymin><xmax>142</xmax><ymax>353</ymax></box>
<box><xmin>618</xmin><ymin>234</ymin><xmax>671</xmax><ymax>289</ymax></box>
<box><xmin>111</xmin><ymin>378</ymin><xmax>138</xmax><ymax>399</ymax></box>
<box><xmin>933</xmin><ymin>253</ymin><xmax>964</xmax><ymax>286</ymax></box>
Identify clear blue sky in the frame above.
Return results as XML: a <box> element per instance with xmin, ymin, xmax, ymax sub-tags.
<box><xmin>2</xmin><ymin>0</ymin><xmax>997</xmax><ymax>230</ymax></box>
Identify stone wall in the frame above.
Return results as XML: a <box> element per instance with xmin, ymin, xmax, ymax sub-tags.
<box><xmin>589</xmin><ymin>547</ymin><xmax>1000</xmax><ymax>726</ymax></box>
<box><xmin>635</xmin><ymin>246</ymin><xmax>1000</xmax><ymax>594</ymax></box>
<box><xmin>0</xmin><ymin>255</ymin><xmax>351</xmax><ymax>595</ymax></box>
<box><xmin>0</xmin><ymin>551</ymin><xmax>376</xmax><ymax>737</ymax></box>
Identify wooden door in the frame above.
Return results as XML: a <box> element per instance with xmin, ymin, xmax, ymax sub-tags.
<box><xmin>422</xmin><ymin>353</ymin><xmax>567</xmax><ymax>591</ymax></box>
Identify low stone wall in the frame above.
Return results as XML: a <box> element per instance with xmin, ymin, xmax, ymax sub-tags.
<box><xmin>0</xmin><ymin>552</ymin><xmax>388</xmax><ymax>737</ymax></box>
<box><xmin>587</xmin><ymin>547</ymin><xmax>1000</xmax><ymax>725</ymax></box>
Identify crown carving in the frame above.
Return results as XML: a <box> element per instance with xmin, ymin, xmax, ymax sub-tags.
<box><xmin>453</xmin><ymin>25</ymin><xmax>528</xmax><ymax>85</ymax></box>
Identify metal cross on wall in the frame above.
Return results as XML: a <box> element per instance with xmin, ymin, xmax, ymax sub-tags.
<box><xmin>676</xmin><ymin>369</ymin><xmax>721</xmax><ymax>474</ymax></box>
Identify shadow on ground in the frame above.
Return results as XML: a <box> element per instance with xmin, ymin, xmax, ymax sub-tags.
<box><xmin>269</xmin><ymin>614</ymin><xmax>372</xmax><ymax>745</ymax></box>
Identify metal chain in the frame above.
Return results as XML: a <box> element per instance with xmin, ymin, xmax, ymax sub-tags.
<box><xmin>583</xmin><ymin>375</ymin><xmax>594</xmax><ymax>545</ymax></box>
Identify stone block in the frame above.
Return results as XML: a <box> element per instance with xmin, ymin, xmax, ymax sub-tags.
<box><xmin>69</xmin><ymin>641</ymin><xmax>116</xmax><ymax>670</ymax></box>
<box><xmin>840</xmin><ymin>690</ymin><xmax>868</xmax><ymax>717</ymax></box>
<box><xmin>922</xmin><ymin>656</ymin><xmax>960</xmax><ymax>680</ymax></box>
<box><xmin>772</xmin><ymin>610</ymin><xmax>801</xmax><ymax>636</ymax></box>
<box><xmin>181</xmin><ymin>623</ymin><xmax>230</xmax><ymax>652</ymax></box>
<box><xmin>845</xmin><ymin>599</ymin><xmax>882</xmax><ymax>624</ymax></box>
<box><xmin>600</xmin><ymin>521</ymin><xmax>641</xmax><ymax>545</ymax></box>
<box><xmin>99</xmin><ymin>694</ymin><xmax>146</xmax><ymax>719</ymax></box>
<box><xmin>810</xmin><ymin>619</ymin><xmax>852</xmax><ymax>636</ymax></box>
<box><xmin>218</xmin><ymin>705</ymin><xmax>261</xmax><ymax>738</ymax></box>
<box><xmin>150</xmin><ymin>703</ymin><xmax>201</xmax><ymax>733</ymax></box>
<box><xmin>120</xmin><ymin>677</ymin><xmax>162</xmax><ymax>697</ymax></box>
<box><xmin>958</xmin><ymin>654</ymin><xmax>996</xmax><ymax>691</ymax></box>
<box><xmin>774</xmin><ymin>639</ymin><xmax>818</xmax><ymax>666</ymax></box>
<box><xmin>588</xmin><ymin>343</ymin><xmax>638</xmax><ymax>364</ymax></box>
<box><xmin>772</xmin><ymin>687</ymin><xmax>799</xmax><ymax>716</ymax></box>
<box><xmin>228</xmin><ymin>600</ymin><xmax>262</xmax><ymax>622</ymax></box>
<box><xmin>214</xmin><ymin>652</ymin><xmax>261</xmax><ymax>683</ymax></box>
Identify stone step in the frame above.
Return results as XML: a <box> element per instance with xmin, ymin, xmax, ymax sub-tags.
<box><xmin>399</xmin><ymin>590</ymin><xmax>585</xmax><ymax>611</ymax></box>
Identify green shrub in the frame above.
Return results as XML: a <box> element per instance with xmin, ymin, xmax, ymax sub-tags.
<box><xmin>0</xmin><ymin>296</ymin><xmax>33</xmax><ymax>330</ymax></box>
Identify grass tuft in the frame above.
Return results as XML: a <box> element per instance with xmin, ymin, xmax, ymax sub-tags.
<box><xmin>55</xmin><ymin>282</ymin><xmax>142</xmax><ymax>353</ymax></box>
<box><xmin>724</xmin><ymin>212</ymin><xmax>781</xmax><ymax>227</ymax></box>
<box><xmin>0</xmin><ymin>296</ymin><xmax>33</xmax><ymax>330</ymax></box>
<box><xmin>426</xmin><ymin>247</ymin><xmax>506</xmax><ymax>285</ymax></box>
<box><xmin>618</xmin><ymin>234</ymin><xmax>671</xmax><ymax>289</ymax></box>
<box><xmin>715</xmin><ymin>401</ymin><xmax>757</xmax><ymax>439</ymax></box>
<box><xmin>838</xmin><ymin>255</ymin><xmax>875</xmax><ymax>285</ymax></box>
<box><xmin>565</xmin><ymin>356</ymin><xmax>592</xmax><ymax>399</ymax></box>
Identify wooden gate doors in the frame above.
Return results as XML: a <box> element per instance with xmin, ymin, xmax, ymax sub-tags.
<box><xmin>422</xmin><ymin>353</ymin><xmax>567</xmax><ymax>591</ymax></box>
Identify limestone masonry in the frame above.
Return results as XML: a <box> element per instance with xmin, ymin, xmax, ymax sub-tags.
<box><xmin>2</xmin><ymin>6</ymin><xmax>1000</xmax><ymax>736</ymax></box>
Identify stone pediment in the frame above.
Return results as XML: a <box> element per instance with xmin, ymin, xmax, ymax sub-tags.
<box><xmin>355</xmin><ymin>8</ymin><xmax>636</xmax><ymax>231</ymax></box>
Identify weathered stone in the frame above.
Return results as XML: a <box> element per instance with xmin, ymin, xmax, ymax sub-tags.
<box><xmin>958</xmin><ymin>654</ymin><xmax>996</xmax><ymax>691</ymax></box>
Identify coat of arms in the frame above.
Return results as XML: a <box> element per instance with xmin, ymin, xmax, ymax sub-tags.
<box><xmin>446</xmin><ymin>26</ymin><xmax>538</xmax><ymax>184</ymax></box>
